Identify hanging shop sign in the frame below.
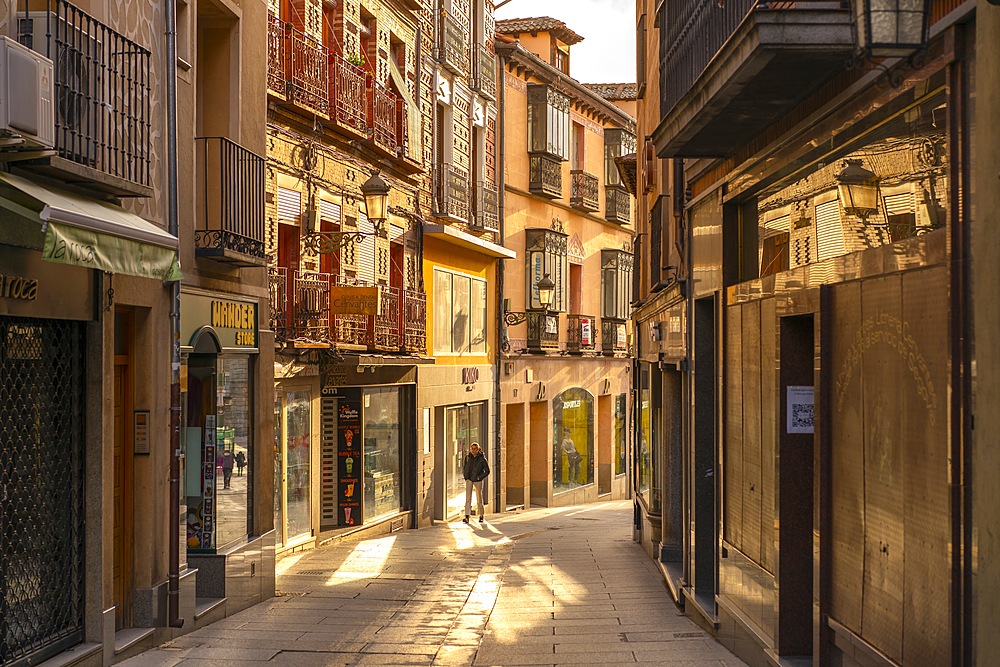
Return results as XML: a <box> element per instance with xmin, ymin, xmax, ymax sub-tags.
<box><xmin>337</xmin><ymin>395</ymin><xmax>363</xmax><ymax>526</ymax></box>
<box><xmin>330</xmin><ymin>285</ymin><xmax>380</xmax><ymax>316</ymax></box>
<box><xmin>180</xmin><ymin>291</ymin><xmax>259</xmax><ymax>350</ymax></box>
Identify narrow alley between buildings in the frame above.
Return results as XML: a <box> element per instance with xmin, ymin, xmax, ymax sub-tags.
<box><xmin>121</xmin><ymin>502</ymin><xmax>745</xmax><ymax>667</ymax></box>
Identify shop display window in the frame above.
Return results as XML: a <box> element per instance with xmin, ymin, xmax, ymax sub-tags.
<box><xmin>615</xmin><ymin>393</ymin><xmax>627</xmax><ymax>476</ymax></box>
<box><xmin>362</xmin><ymin>387</ymin><xmax>402</xmax><ymax>522</ymax></box>
<box><xmin>552</xmin><ymin>388</ymin><xmax>594</xmax><ymax>490</ymax></box>
<box><xmin>183</xmin><ymin>354</ymin><xmax>253</xmax><ymax>552</ymax></box>
<box><xmin>638</xmin><ymin>365</ymin><xmax>651</xmax><ymax>502</ymax></box>
<box><xmin>283</xmin><ymin>389</ymin><xmax>312</xmax><ymax>541</ymax></box>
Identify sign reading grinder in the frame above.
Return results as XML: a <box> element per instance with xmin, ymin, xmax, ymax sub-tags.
<box><xmin>181</xmin><ymin>292</ymin><xmax>259</xmax><ymax>349</ymax></box>
<box><xmin>331</xmin><ymin>285</ymin><xmax>380</xmax><ymax>316</ymax></box>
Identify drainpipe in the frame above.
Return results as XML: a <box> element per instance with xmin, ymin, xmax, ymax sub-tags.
<box><xmin>165</xmin><ymin>0</ymin><xmax>184</xmax><ymax>629</ymax></box>
<box><xmin>493</xmin><ymin>47</ymin><xmax>507</xmax><ymax>514</ymax></box>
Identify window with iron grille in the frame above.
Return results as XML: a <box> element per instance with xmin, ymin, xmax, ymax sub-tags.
<box><xmin>524</xmin><ymin>228</ymin><xmax>569</xmax><ymax>313</ymax></box>
<box><xmin>601</xmin><ymin>249</ymin><xmax>633</xmax><ymax>321</ymax></box>
<box><xmin>0</xmin><ymin>316</ymin><xmax>86</xmax><ymax>667</ymax></box>
<box><xmin>527</xmin><ymin>84</ymin><xmax>570</xmax><ymax>160</ymax></box>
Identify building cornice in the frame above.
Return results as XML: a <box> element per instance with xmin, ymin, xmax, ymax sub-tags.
<box><xmin>495</xmin><ymin>40</ymin><xmax>636</xmax><ymax>131</ymax></box>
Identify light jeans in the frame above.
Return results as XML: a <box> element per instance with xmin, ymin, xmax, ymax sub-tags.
<box><xmin>464</xmin><ymin>479</ymin><xmax>485</xmax><ymax>518</ymax></box>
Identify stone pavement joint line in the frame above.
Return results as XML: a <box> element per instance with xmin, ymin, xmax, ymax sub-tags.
<box><xmin>121</xmin><ymin>502</ymin><xmax>747</xmax><ymax>667</ymax></box>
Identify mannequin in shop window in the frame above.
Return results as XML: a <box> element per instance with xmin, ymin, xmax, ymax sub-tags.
<box><xmin>561</xmin><ymin>428</ymin><xmax>582</xmax><ymax>485</ymax></box>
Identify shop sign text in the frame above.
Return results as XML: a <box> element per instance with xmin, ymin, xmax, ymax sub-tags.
<box><xmin>0</xmin><ymin>272</ymin><xmax>38</xmax><ymax>301</ymax></box>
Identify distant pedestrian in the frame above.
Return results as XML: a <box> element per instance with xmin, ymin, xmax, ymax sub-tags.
<box><xmin>462</xmin><ymin>442</ymin><xmax>490</xmax><ymax>524</ymax></box>
<box><xmin>235</xmin><ymin>450</ymin><xmax>247</xmax><ymax>476</ymax></box>
<box><xmin>222</xmin><ymin>450</ymin><xmax>234</xmax><ymax>489</ymax></box>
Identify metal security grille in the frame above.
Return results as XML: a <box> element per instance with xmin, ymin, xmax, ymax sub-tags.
<box><xmin>0</xmin><ymin>316</ymin><xmax>86</xmax><ymax>667</ymax></box>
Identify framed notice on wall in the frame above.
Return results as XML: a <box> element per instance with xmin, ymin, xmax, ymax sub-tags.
<box><xmin>786</xmin><ymin>386</ymin><xmax>815</xmax><ymax>434</ymax></box>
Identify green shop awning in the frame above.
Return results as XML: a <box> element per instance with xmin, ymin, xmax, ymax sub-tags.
<box><xmin>0</xmin><ymin>171</ymin><xmax>180</xmax><ymax>281</ymax></box>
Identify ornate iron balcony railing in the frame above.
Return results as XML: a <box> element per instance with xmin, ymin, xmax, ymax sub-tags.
<box><xmin>529</xmin><ymin>153</ymin><xmax>562</xmax><ymax>199</ymax></box>
<box><xmin>330</xmin><ymin>52</ymin><xmax>369</xmax><ymax>136</ymax></box>
<box><xmin>567</xmin><ymin>314</ymin><xmax>597</xmax><ymax>354</ymax></box>
<box><xmin>433</xmin><ymin>163</ymin><xmax>471</xmax><ymax>222</ymax></box>
<box><xmin>194</xmin><ymin>137</ymin><xmax>267</xmax><ymax>266</ymax></box>
<box><xmin>368</xmin><ymin>80</ymin><xmax>398</xmax><ymax>155</ymax></box>
<box><xmin>17</xmin><ymin>0</ymin><xmax>151</xmax><ymax>188</ymax></box>
<box><xmin>287</xmin><ymin>24</ymin><xmax>329</xmax><ymax>117</ymax></box>
<box><xmin>439</xmin><ymin>11</ymin><xmax>470</xmax><ymax>76</ymax></box>
<box><xmin>527</xmin><ymin>312</ymin><xmax>560</xmax><ymax>352</ymax></box>
<box><xmin>570</xmin><ymin>170</ymin><xmax>600</xmax><ymax>212</ymax></box>
<box><xmin>474</xmin><ymin>44</ymin><xmax>497</xmax><ymax>100</ymax></box>
<box><xmin>605</xmin><ymin>185</ymin><xmax>631</xmax><ymax>225</ymax></box>
<box><xmin>601</xmin><ymin>317</ymin><xmax>629</xmax><ymax>356</ymax></box>
<box><xmin>267</xmin><ymin>12</ymin><xmax>287</xmax><ymax>98</ymax></box>
<box><xmin>472</xmin><ymin>182</ymin><xmax>499</xmax><ymax>233</ymax></box>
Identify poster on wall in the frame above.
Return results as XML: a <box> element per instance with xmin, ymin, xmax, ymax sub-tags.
<box><xmin>201</xmin><ymin>415</ymin><xmax>217</xmax><ymax>548</ymax></box>
<box><xmin>337</xmin><ymin>394</ymin><xmax>363</xmax><ymax>526</ymax></box>
<box><xmin>786</xmin><ymin>386</ymin><xmax>815</xmax><ymax>435</ymax></box>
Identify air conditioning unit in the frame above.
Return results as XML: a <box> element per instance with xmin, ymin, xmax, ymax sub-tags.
<box><xmin>0</xmin><ymin>36</ymin><xmax>54</xmax><ymax>150</ymax></box>
<box><xmin>18</xmin><ymin>12</ymin><xmax>106</xmax><ymax>166</ymax></box>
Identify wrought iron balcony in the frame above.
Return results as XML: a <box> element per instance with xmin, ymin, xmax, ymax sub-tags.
<box><xmin>329</xmin><ymin>52</ymin><xmax>369</xmax><ymax>137</ymax></box>
<box><xmin>433</xmin><ymin>163</ymin><xmax>471</xmax><ymax>223</ymax></box>
<box><xmin>601</xmin><ymin>318</ymin><xmax>629</xmax><ymax>356</ymax></box>
<box><xmin>473</xmin><ymin>44</ymin><xmax>497</xmax><ymax>100</ymax></box>
<box><xmin>16</xmin><ymin>0</ymin><xmax>151</xmax><ymax>197</ymax></box>
<box><xmin>526</xmin><ymin>312</ymin><xmax>560</xmax><ymax>353</ymax></box>
<box><xmin>194</xmin><ymin>137</ymin><xmax>267</xmax><ymax>266</ymax></box>
<box><xmin>606</xmin><ymin>185</ymin><xmax>631</xmax><ymax>225</ymax></box>
<box><xmin>368</xmin><ymin>80</ymin><xmax>399</xmax><ymax>156</ymax></box>
<box><xmin>439</xmin><ymin>11</ymin><xmax>470</xmax><ymax>76</ymax></box>
<box><xmin>472</xmin><ymin>182</ymin><xmax>499</xmax><ymax>233</ymax></box>
<box><xmin>529</xmin><ymin>153</ymin><xmax>562</xmax><ymax>199</ymax></box>
<box><xmin>567</xmin><ymin>314</ymin><xmax>597</xmax><ymax>354</ymax></box>
<box><xmin>655</xmin><ymin>0</ymin><xmax>852</xmax><ymax>158</ymax></box>
<box><xmin>267</xmin><ymin>12</ymin><xmax>287</xmax><ymax>99</ymax></box>
<box><xmin>570</xmin><ymin>170</ymin><xmax>599</xmax><ymax>212</ymax></box>
<box><xmin>269</xmin><ymin>269</ymin><xmax>426</xmax><ymax>353</ymax></box>
<box><xmin>287</xmin><ymin>24</ymin><xmax>329</xmax><ymax>118</ymax></box>
<box><xmin>402</xmin><ymin>288</ymin><xmax>427</xmax><ymax>354</ymax></box>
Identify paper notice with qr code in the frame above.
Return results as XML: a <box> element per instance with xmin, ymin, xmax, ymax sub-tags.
<box><xmin>787</xmin><ymin>386</ymin><xmax>815</xmax><ymax>435</ymax></box>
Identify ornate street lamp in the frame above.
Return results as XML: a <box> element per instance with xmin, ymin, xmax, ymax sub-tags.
<box><xmin>836</xmin><ymin>159</ymin><xmax>880</xmax><ymax>221</ymax></box>
<box><xmin>302</xmin><ymin>170</ymin><xmax>392</xmax><ymax>254</ymax></box>
<box><xmin>855</xmin><ymin>0</ymin><xmax>931</xmax><ymax>58</ymax></box>
<box><xmin>504</xmin><ymin>274</ymin><xmax>555</xmax><ymax>326</ymax></box>
<box><xmin>360</xmin><ymin>169</ymin><xmax>390</xmax><ymax>236</ymax></box>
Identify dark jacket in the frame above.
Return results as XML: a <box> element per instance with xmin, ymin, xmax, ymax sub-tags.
<box><xmin>463</xmin><ymin>451</ymin><xmax>490</xmax><ymax>482</ymax></box>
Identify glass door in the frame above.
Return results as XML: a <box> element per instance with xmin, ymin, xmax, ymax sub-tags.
<box><xmin>444</xmin><ymin>402</ymin><xmax>485</xmax><ymax>518</ymax></box>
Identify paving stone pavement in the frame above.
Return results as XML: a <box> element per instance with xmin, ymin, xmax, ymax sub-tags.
<box><xmin>122</xmin><ymin>501</ymin><xmax>747</xmax><ymax>667</ymax></box>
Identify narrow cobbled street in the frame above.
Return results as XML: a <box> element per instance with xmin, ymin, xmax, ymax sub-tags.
<box><xmin>123</xmin><ymin>502</ymin><xmax>746</xmax><ymax>666</ymax></box>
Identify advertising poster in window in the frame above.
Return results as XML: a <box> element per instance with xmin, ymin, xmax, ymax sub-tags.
<box><xmin>200</xmin><ymin>415</ymin><xmax>217</xmax><ymax>548</ymax></box>
<box><xmin>337</xmin><ymin>394</ymin><xmax>363</xmax><ymax>526</ymax></box>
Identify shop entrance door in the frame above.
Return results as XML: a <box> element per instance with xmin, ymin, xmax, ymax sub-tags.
<box><xmin>442</xmin><ymin>403</ymin><xmax>485</xmax><ymax>519</ymax></box>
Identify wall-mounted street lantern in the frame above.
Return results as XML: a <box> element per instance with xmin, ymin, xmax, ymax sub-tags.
<box><xmin>360</xmin><ymin>169</ymin><xmax>390</xmax><ymax>234</ymax></box>
<box><xmin>836</xmin><ymin>158</ymin><xmax>880</xmax><ymax>221</ymax></box>
<box><xmin>302</xmin><ymin>169</ymin><xmax>391</xmax><ymax>254</ymax></box>
<box><xmin>854</xmin><ymin>0</ymin><xmax>931</xmax><ymax>58</ymax></box>
<box><xmin>504</xmin><ymin>274</ymin><xmax>555</xmax><ymax>326</ymax></box>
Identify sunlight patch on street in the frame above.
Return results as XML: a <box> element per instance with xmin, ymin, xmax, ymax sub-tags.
<box><xmin>323</xmin><ymin>535</ymin><xmax>397</xmax><ymax>585</ymax></box>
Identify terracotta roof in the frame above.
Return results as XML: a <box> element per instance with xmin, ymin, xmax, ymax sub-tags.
<box><xmin>496</xmin><ymin>17</ymin><xmax>584</xmax><ymax>45</ymax></box>
<box><xmin>583</xmin><ymin>83</ymin><xmax>638</xmax><ymax>101</ymax></box>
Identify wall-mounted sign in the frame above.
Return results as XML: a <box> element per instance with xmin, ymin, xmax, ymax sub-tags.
<box><xmin>580</xmin><ymin>317</ymin><xmax>593</xmax><ymax>346</ymax></box>
<box><xmin>134</xmin><ymin>410</ymin><xmax>150</xmax><ymax>455</ymax></box>
<box><xmin>0</xmin><ymin>245</ymin><xmax>92</xmax><ymax>320</ymax></box>
<box><xmin>462</xmin><ymin>367</ymin><xmax>479</xmax><ymax>384</ymax></box>
<box><xmin>181</xmin><ymin>292</ymin><xmax>258</xmax><ymax>350</ymax></box>
<box><xmin>330</xmin><ymin>285</ymin><xmax>380</xmax><ymax>316</ymax></box>
<box><xmin>787</xmin><ymin>386</ymin><xmax>815</xmax><ymax>434</ymax></box>
<box><xmin>0</xmin><ymin>272</ymin><xmax>38</xmax><ymax>301</ymax></box>
<box><xmin>337</xmin><ymin>393</ymin><xmax>363</xmax><ymax>526</ymax></box>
